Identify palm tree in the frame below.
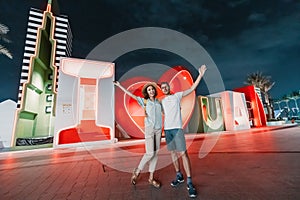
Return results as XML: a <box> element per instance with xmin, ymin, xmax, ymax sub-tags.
<box><xmin>244</xmin><ymin>71</ymin><xmax>275</xmax><ymax>120</ymax></box>
<box><xmin>0</xmin><ymin>23</ymin><xmax>13</xmax><ymax>59</ymax></box>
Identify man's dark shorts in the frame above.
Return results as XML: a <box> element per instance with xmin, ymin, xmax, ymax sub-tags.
<box><xmin>165</xmin><ymin>128</ymin><xmax>186</xmax><ymax>152</ymax></box>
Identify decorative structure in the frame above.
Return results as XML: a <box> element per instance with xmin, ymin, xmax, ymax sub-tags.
<box><xmin>234</xmin><ymin>85</ymin><xmax>267</xmax><ymax>127</ymax></box>
<box><xmin>54</xmin><ymin>58</ymin><xmax>115</xmax><ymax>146</ymax></box>
<box><xmin>195</xmin><ymin>96</ymin><xmax>224</xmax><ymax>133</ymax></box>
<box><xmin>115</xmin><ymin>66</ymin><xmax>195</xmax><ymax>138</ymax></box>
<box><xmin>0</xmin><ymin>100</ymin><xmax>17</xmax><ymax>147</ymax></box>
<box><xmin>209</xmin><ymin>91</ymin><xmax>250</xmax><ymax>131</ymax></box>
<box><xmin>13</xmin><ymin>0</ymin><xmax>72</xmax><ymax>146</ymax></box>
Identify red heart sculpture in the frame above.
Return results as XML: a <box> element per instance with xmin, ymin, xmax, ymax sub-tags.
<box><xmin>115</xmin><ymin>66</ymin><xmax>195</xmax><ymax>138</ymax></box>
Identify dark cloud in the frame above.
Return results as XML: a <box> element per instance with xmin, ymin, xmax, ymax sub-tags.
<box><xmin>0</xmin><ymin>0</ymin><xmax>299</xmax><ymax>102</ymax></box>
<box><xmin>207</xmin><ymin>8</ymin><xmax>300</xmax><ymax>98</ymax></box>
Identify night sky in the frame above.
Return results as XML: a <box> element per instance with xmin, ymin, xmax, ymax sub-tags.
<box><xmin>0</xmin><ymin>0</ymin><xmax>299</xmax><ymax>102</ymax></box>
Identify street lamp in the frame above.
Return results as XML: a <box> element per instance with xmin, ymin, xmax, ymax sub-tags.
<box><xmin>281</xmin><ymin>99</ymin><xmax>291</xmax><ymax>118</ymax></box>
<box><xmin>274</xmin><ymin>101</ymin><xmax>282</xmax><ymax>110</ymax></box>
<box><xmin>273</xmin><ymin>101</ymin><xmax>282</xmax><ymax>119</ymax></box>
<box><xmin>288</xmin><ymin>96</ymin><xmax>300</xmax><ymax>118</ymax></box>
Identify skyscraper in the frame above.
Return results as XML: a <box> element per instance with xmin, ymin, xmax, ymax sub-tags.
<box><xmin>14</xmin><ymin>0</ymin><xmax>72</xmax><ymax>146</ymax></box>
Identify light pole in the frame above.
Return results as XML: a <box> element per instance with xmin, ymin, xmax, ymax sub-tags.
<box><xmin>273</xmin><ymin>101</ymin><xmax>282</xmax><ymax>119</ymax></box>
<box><xmin>274</xmin><ymin>101</ymin><xmax>282</xmax><ymax>110</ymax></box>
<box><xmin>282</xmin><ymin>99</ymin><xmax>291</xmax><ymax>118</ymax></box>
<box><xmin>289</xmin><ymin>96</ymin><xmax>300</xmax><ymax>118</ymax></box>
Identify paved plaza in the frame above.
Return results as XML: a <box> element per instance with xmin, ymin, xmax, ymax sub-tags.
<box><xmin>0</xmin><ymin>124</ymin><xmax>299</xmax><ymax>200</ymax></box>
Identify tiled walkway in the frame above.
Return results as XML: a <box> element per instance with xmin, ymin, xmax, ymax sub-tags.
<box><xmin>0</xmin><ymin>125</ymin><xmax>299</xmax><ymax>199</ymax></box>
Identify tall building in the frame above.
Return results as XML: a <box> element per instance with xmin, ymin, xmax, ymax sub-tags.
<box><xmin>14</xmin><ymin>0</ymin><xmax>72</xmax><ymax>146</ymax></box>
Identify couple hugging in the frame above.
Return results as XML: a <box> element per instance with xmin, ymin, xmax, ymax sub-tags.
<box><xmin>114</xmin><ymin>64</ymin><xmax>207</xmax><ymax>198</ymax></box>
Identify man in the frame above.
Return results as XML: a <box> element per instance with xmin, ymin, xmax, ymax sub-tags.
<box><xmin>160</xmin><ymin>64</ymin><xmax>207</xmax><ymax>198</ymax></box>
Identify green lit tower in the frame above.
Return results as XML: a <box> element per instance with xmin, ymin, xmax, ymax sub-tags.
<box><xmin>14</xmin><ymin>0</ymin><xmax>72</xmax><ymax>146</ymax></box>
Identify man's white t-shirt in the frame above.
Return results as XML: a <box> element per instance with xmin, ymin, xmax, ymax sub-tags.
<box><xmin>161</xmin><ymin>92</ymin><xmax>183</xmax><ymax>130</ymax></box>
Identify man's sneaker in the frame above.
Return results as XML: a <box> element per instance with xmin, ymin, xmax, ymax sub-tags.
<box><xmin>187</xmin><ymin>183</ymin><xmax>197</xmax><ymax>198</ymax></box>
<box><xmin>170</xmin><ymin>174</ymin><xmax>184</xmax><ymax>187</ymax></box>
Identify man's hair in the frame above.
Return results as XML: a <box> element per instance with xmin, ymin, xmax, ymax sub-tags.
<box><xmin>160</xmin><ymin>82</ymin><xmax>170</xmax><ymax>87</ymax></box>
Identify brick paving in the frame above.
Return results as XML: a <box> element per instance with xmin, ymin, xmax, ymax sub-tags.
<box><xmin>0</xmin><ymin>124</ymin><xmax>299</xmax><ymax>200</ymax></box>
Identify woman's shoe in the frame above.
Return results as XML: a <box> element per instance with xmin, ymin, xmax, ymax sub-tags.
<box><xmin>131</xmin><ymin>168</ymin><xmax>140</xmax><ymax>185</ymax></box>
<box><xmin>148</xmin><ymin>178</ymin><xmax>161</xmax><ymax>188</ymax></box>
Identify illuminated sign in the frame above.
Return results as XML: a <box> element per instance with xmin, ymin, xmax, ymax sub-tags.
<box><xmin>115</xmin><ymin>66</ymin><xmax>195</xmax><ymax>138</ymax></box>
<box><xmin>209</xmin><ymin>91</ymin><xmax>251</xmax><ymax>131</ymax></box>
<box><xmin>54</xmin><ymin>58</ymin><xmax>115</xmax><ymax>145</ymax></box>
<box><xmin>234</xmin><ymin>85</ymin><xmax>267</xmax><ymax>127</ymax></box>
<box><xmin>196</xmin><ymin>96</ymin><xmax>224</xmax><ymax>133</ymax></box>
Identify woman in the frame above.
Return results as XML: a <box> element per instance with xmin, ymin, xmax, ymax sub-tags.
<box><xmin>114</xmin><ymin>81</ymin><xmax>163</xmax><ymax>188</ymax></box>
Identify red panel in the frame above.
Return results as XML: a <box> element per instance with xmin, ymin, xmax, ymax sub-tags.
<box><xmin>58</xmin><ymin>120</ymin><xmax>110</xmax><ymax>144</ymax></box>
<box><xmin>234</xmin><ymin>85</ymin><xmax>266</xmax><ymax>127</ymax></box>
<box><xmin>80</xmin><ymin>78</ymin><xmax>96</xmax><ymax>85</ymax></box>
<box><xmin>59</xmin><ymin>128</ymin><xmax>80</xmax><ymax>144</ymax></box>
